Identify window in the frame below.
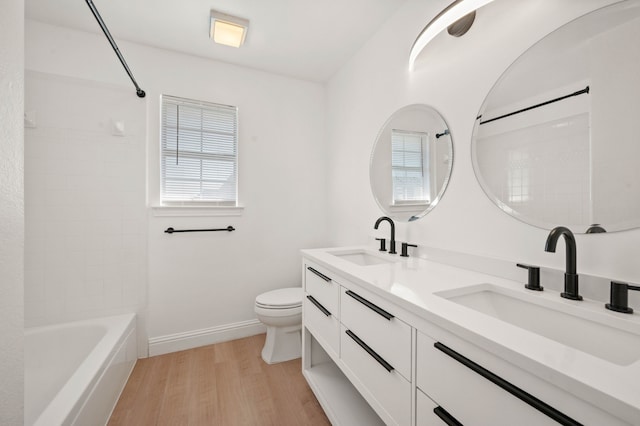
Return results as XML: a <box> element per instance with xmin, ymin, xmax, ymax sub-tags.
<box><xmin>161</xmin><ymin>95</ymin><xmax>238</xmax><ymax>205</ymax></box>
<box><xmin>391</xmin><ymin>129</ymin><xmax>430</xmax><ymax>204</ymax></box>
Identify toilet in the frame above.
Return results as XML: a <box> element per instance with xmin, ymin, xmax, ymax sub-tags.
<box><xmin>254</xmin><ymin>287</ymin><xmax>303</xmax><ymax>364</ymax></box>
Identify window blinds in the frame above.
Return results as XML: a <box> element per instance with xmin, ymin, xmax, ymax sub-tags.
<box><xmin>161</xmin><ymin>95</ymin><xmax>238</xmax><ymax>204</ymax></box>
<box><xmin>391</xmin><ymin>130</ymin><xmax>429</xmax><ymax>203</ymax></box>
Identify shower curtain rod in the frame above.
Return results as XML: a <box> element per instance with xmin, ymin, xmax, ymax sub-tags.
<box><xmin>479</xmin><ymin>86</ymin><xmax>589</xmax><ymax>126</ymax></box>
<box><xmin>85</xmin><ymin>0</ymin><xmax>146</xmax><ymax>98</ymax></box>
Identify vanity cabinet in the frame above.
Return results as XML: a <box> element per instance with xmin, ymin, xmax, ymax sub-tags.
<box><xmin>301</xmin><ymin>254</ymin><xmax>634</xmax><ymax>426</ymax></box>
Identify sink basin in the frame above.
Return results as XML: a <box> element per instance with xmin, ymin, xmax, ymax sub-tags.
<box><xmin>437</xmin><ymin>284</ymin><xmax>640</xmax><ymax>366</ymax></box>
<box><xmin>329</xmin><ymin>249</ymin><xmax>395</xmax><ymax>266</ymax></box>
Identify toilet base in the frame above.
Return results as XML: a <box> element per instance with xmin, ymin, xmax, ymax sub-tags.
<box><xmin>261</xmin><ymin>324</ymin><xmax>301</xmax><ymax>364</ymax></box>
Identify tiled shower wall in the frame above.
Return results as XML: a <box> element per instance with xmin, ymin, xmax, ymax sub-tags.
<box><xmin>24</xmin><ymin>71</ymin><xmax>147</xmax><ymax>327</ymax></box>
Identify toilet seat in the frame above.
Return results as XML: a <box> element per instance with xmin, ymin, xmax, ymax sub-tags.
<box><xmin>255</xmin><ymin>287</ymin><xmax>302</xmax><ymax>309</ymax></box>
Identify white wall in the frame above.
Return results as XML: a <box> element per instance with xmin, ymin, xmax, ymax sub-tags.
<box><xmin>26</xmin><ymin>20</ymin><xmax>328</xmax><ymax>354</ymax></box>
<box><xmin>0</xmin><ymin>1</ymin><xmax>25</xmax><ymax>424</ymax></box>
<box><xmin>326</xmin><ymin>0</ymin><xmax>640</xmax><ymax>288</ymax></box>
<box><xmin>24</xmin><ymin>72</ymin><xmax>147</xmax><ymax>334</ymax></box>
<box><xmin>590</xmin><ymin>14</ymin><xmax>640</xmax><ymax>227</ymax></box>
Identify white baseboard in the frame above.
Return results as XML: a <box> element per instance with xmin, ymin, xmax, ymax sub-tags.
<box><xmin>148</xmin><ymin>319</ymin><xmax>266</xmax><ymax>357</ymax></box>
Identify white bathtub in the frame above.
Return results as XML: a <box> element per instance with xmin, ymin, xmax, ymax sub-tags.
<box><xmin>25</xmin><ymin>314</ymin><xmax>137</xmax><ymax>426</ymax></box>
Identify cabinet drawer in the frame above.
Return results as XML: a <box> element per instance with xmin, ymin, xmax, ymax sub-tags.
<box><xmin>340</xmin><ymin>286</ymin><xmax>412</xmax><ymax>380</ymax></box>
<box><xmin>304</xmin><ymin>296</ymin><xmax>340</xmax><ymax>357</ymax></box>
<box><xmin>416</xmin><ymin>389</ymin><xmax>463</xmax><ymax>426</ymax></box>
<box><xmin>304</xmin><ymin>264</ymin><xmax>339</xmax><ymax>315</ymax></box>
<box><xmin>341</xmin><ymin>325</ymin><xmax>411</xmax><ymax>426</ymax></box>
<box><xmin>417</xmin><ymin>333</ymin><xmax>572</xmax><ymax>426</ymax></box>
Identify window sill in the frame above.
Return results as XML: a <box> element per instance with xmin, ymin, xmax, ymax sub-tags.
<box><xmin>151</xmin><ymin>205</ymin><xmax>245</xmax><ymax>217</ymax></box>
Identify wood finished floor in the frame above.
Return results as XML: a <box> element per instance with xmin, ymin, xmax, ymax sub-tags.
<box><xmin>108</xmin><ymin>334</ymin><xmax>330</xmax><ymax>426</ymax></box>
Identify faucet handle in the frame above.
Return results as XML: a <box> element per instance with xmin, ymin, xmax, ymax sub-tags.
<box><xmin>400</xmin><ymin>243</ymin><xmax>417</xmax><ymax>257</ymax></box>
<box><xmin>375</xmin><ymin>238</ymin><xmax>387</xmax><ymax>252</ymax></box>
<box><xmin>605</xmin><ymin>281</ymin><xmax>640</xmax><ymax>314</ymax></box>
<box><xmin>516</xmin><ymin>263</ymin><xmax>543</xmax><ymax>291</ymax></box>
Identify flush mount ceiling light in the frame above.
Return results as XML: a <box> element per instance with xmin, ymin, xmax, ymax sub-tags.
<box><xmin>409</xmin><ymin>0</ymin><xmax>495</xmax><ymax>70</ymax></box>
<box><xmin>210</xmin><ymin>10</ymin><xmax>249</xmax><ymax>48</ymax></box>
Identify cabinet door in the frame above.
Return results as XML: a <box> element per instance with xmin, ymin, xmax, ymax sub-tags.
<box><xmin>417</xmin><ymin>333</ymin><xmax>571</xmax><ymax>426</ymax></box>
<box><xmin>340</xmin><ymin>286</ymin><xmax>412</xmax><ymax>380</ymax></box>
<box><xmin>304</xmin><ymin>263</ymin><xmax>340</xmax><ymax>315</ymax></box>
<box><xmin>340</xmin><ymin>325</ymin><xmax>411</xmax><ymax>426</ymax></box>
<box><xmin>304</xmin><ymin>296</ymin><xmax>340</xmax><ymax>357</ymax></box>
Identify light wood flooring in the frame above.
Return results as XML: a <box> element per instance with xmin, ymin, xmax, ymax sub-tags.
<box><xmin>108</xmin><ymin>334</ymin><xmax>330</xmax><ymax>426</ymax></box>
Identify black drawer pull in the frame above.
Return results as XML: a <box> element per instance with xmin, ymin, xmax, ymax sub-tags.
<box><xmin>434</xmin><ymin>406</ymin><xmax>463</xmax><ymax>426</ymax></box>
<box><xmin>307</xmin><ymin>266</ymin><xmax>331</xmax><ymax>282</ymax></box>
<box><xmin>345</xmin><ymin>290</ymin><xmax>394</xmax><ymax>320</ymax></box>
<box><xmin>345</xmin><ymin>329</ymin><xmax>394</xmax><ymax>372</ymax></box>
<box><xmin>306</xmin><ymin>295</ymin><xmax>331</xmax><ymax>316</ymax></box>
<box><xmin>434</xmin><ymin>342</ymin><xmax>582</xmax><ymax>426</ymax></box>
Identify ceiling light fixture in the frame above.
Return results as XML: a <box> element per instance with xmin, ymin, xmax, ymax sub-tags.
<box><xmin>210</xmin><ymin>10</ymin><xmax>249</xmax><ymax>48</ymax></box>
<box><xmin>409</xmin><ymin>0</ymin><xmax>495</xmax><ymax>70</ymax></box>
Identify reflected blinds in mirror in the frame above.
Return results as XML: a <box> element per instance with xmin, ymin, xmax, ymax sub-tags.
<box><xmin>161</xmin><ymin>95</ymin><xmax>238</xmax><ymax>204</ymax></box>
<box><xmin>391</xmin><ymin>130</ymin><xmax>430</xmax><ymax>204</ymax></box>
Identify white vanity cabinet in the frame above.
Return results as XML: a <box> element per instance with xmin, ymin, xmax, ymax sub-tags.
<box><xmin>302</xmin><ymin>261</ymin><xmax>386</xmax><ymax>425</ymax></box>
<box><xmin>301</xmin><ymin>253</ymin><xmax>636</xmax><ymax>426</ymax></box>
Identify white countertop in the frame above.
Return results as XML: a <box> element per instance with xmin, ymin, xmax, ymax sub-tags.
<box><xmin>301</xmin><ymin>246</ymin><xmax>640</xmax><ymax>424</ymax></box>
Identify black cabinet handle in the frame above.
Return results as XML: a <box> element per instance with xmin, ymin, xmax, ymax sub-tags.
<box><xmin>307</xmin><ymin>266</ymin><xmax>331</xmax><ymax>282</ymax></box>
<box><xmin>306</xmin><ymin>295</ymin><xmax>331</xmax><ymax>317</ymax></box>
<box><xmin>345</xmin><ymin>290</ymin><xmax>394</xmax><ymax>320</ymax></box>
<box><xmin>434</xmin><ymin>342</ymin><xmax>582</xmax><ymax>426</ymax></box>
<box><xmin>345</xmin><ymin>329</ymin><xmax>394</xmax><ymax>372</ymax></box>
<box><xmin>434</xmin><ymin>406</ymin><xmax>463</xmax><ymax>426</ymax></box>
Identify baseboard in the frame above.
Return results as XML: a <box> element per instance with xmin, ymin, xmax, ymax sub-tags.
<box><xmin>148</xmin><ymin>319</ymin><xmax>266</xmax><ymax>357</ymax></box>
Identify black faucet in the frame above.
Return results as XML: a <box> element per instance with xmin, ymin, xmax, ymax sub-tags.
<box><xmin>374</xmin><ymin>216</ymin><xmax>396</xmax><ymax>254</ymax></box>
<box><xmin>605</xmin><ymin>281</ymin><xmax>640</xmax><ymax>314</ymax></box>
<box><xmin>544</xmin><ymin>226</ymin><xmax>582</xmax><ymax>300</ymax></box>
<box><xmin>586</xmin><ymin>224</ymin><xmax>606</xmax><ymax>234</ymax></box>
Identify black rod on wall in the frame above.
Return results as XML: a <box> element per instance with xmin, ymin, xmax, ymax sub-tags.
<box><xmin>164</xmin><ymin>226</ymin><xmax>236</xmax><ymax>234</ymax></box>
<box><xmin>479</xmin><ymin>86</ymin><xmax>589</xmax><ymax>126</ymax></box>
<box><xmin>85</xmin><ymin>0</ymin><xmax>146</xmax><ymax>98</ymax></box>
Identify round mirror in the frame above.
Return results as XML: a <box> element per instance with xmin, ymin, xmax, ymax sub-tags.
<box><xmin>472</xmin><ymin>1</ymin><xmax>640</xmax><ymax>233</ymax></box>
<box><xmin>370</xmin><ymin>104</ymin><xmax>453</xmax><ymax>222</ymax></box>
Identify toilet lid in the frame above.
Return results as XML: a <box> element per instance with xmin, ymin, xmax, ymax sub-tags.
<box><xmin>255</xmin><ymin>287</ymin><xmax>303</xmax><ymax>308</ymax></box>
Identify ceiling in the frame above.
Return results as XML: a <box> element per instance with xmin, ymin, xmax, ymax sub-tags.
<box><xmin>25</xmin><ymin>0</ymin><xmax>407</xmax><ymax>82</ymax></box>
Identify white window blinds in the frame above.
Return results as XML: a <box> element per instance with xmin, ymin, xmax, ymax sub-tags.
<box><xmin>391</xmin><ymin>130</ymin><xmax>430</xmax><ymax>204</ymax></box>
<box><xmin>161</xmin><ymin>95</ymin><xmax>238</xmax><ymax>204</ymax></box>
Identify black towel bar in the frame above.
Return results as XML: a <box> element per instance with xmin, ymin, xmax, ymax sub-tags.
<box><xmin>164</xmin><ymin>226</ymin><xmax>235</xmax><ymax>234</ymax></box>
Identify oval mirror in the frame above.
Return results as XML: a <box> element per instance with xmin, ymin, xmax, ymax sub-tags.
<box><xmin>370</xmin><ymin>104</ymin><xmax>453</xmax><ymax>222</ymax></box>
<box><xmin>472</xmin><ymin>1</ymin><xmax>640</xmax><ymax>233</ymax></box>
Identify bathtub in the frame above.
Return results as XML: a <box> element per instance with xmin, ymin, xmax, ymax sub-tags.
<box><xmin>25</xmin><ymin>314</ymin><xmax>137</xmax><ymax>426</ymax></box>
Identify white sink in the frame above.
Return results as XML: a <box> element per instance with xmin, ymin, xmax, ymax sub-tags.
<box><xmin>329</xmin><ymin>249</ymin><xmax>396</xmax><ymax>266</ymax></box>
<box><xmin>437</xmin><ymin>284</ymin><xmax>640</xmax><ymax>366</ymax></box>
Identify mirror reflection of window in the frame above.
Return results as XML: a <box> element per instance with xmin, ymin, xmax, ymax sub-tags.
<box><xmin>391</xmin><ymin>129</ymin><xmax>430</xmax><ymax>205</ymax></box>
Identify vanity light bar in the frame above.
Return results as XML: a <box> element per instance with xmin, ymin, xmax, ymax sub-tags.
<box><xmin>409</xmin><ymin>0</ymin><xmax>495</xmax><ymax>70</ymax></box>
